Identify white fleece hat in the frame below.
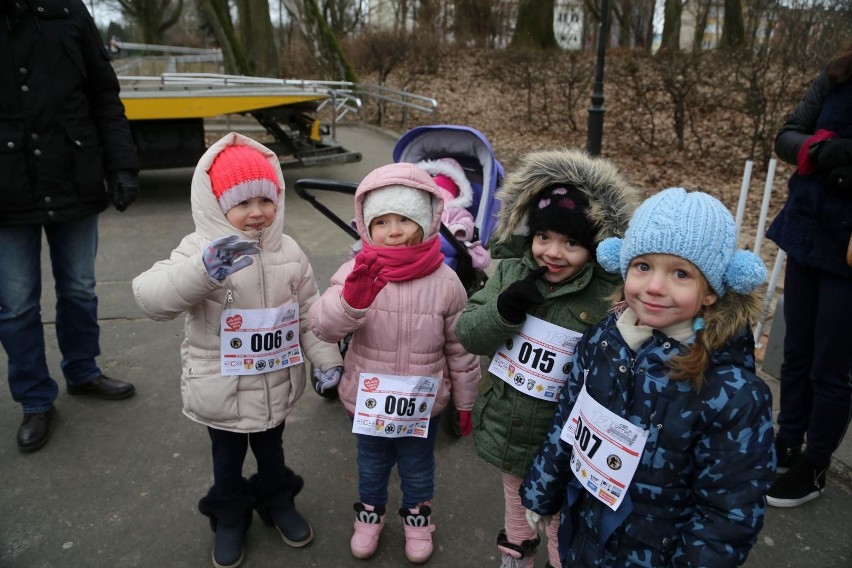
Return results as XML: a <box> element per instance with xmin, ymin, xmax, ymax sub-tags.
<box><xmin>362</xmin><ymin>184</ymin><xmax>434</xmax><ymax>237</ymax></box>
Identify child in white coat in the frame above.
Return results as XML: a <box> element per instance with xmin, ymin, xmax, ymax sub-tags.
<box><xmin>132</xmin><ymin>132</ymin><xmax>343</xmax><ymax>568</ymax></box>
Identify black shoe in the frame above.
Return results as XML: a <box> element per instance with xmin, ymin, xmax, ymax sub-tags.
<box><xmin>270</xmin><ymin>507</ymin><xmax>314</xmax><ymax>547</ymax></box>
<box><xmin>212</xmin><ymin>524</ymin><xmax>245</xmax><ymax>568</ymax></box>
<box><xmin>766</xmin><ymin>457</ymin><xmax>827</xmax><ymax>508</ymax></box>
<box><xmin>775</xmin><ymin>439</ymin><xmax>802</xmax><ymax>475</ymax></box>
<box><xmin>17</xmin><ymin>408</ymin><xmax>56</xmax><ymax>452</ymax></box>
<box><xmin>67</xmin><ymin>375</ymin><xmax>135</xmax><ymax>400</ymax></box>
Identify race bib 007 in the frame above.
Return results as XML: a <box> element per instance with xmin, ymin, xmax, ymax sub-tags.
<box><xmin>560</xmin><ymin>382</ymin><xmax>648</xmax><ymax>511</ymax></box>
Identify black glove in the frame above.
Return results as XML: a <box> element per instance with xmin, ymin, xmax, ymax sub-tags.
<box><xmin>496</xmin><ymin>266</ymin><xmax>547</xmax><ymax>324</ymax></box>
<box><xmin>817</xmin><ymin>138</ymin><xmax>852</xmax><ymax>170</ymax></box>
<box><xmin>108</xmin><ymin>169</ymin><xmax>140</xmax><ymax>212</ymax></box>
<box><xmin>827</xmin><ymin>165</ymin><xmax>852</xmax><ymax>191</ymax></box>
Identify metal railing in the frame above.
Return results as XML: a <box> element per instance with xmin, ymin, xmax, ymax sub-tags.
<box><xmin>116</xmin><ymin>72</ymin><xmax>438</xmax><ymax>135</ymax></box>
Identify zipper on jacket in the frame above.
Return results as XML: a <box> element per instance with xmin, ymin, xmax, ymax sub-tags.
<box><xmin>217</xmin><ymin>289</ymin><xmax>235</xmax><ymax>337</ymax></box>
<box><xmin>254</xmin><ymin>229</ymin><xmax>275</xmax><ymax>427</ymax></box>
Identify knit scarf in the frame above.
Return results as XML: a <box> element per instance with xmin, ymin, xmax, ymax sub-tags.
<box><xmin>360</xmin><ymin>237</ymin><xmax>444</xmax><ymax>282</ymax></box>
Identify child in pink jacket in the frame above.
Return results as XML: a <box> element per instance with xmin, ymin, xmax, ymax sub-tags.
<box><xmin>308</xmin><ymin>162</ymin><xmax>482</xmax><ymax>563</ymax></box>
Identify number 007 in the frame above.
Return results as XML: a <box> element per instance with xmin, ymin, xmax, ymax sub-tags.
<box><xmin>574</xmin><ymin>416</ymin><xmax>602</xmax><ymax>458</ymax></box>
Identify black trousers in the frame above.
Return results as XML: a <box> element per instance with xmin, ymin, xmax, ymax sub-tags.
<box><xmin>207</xmin><ymin>422</ymin><xmax>287</xmax><ymax>496</ymax></box>
<box><xmin>776</xmin><ymin>257</ymin><xmax>852</xmax><ymax>466</ymax></box>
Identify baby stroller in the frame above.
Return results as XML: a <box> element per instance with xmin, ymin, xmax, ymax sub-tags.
<box><xmin>294</xmin><ymin>125</ymin><xmax>503</xmax><ymax>434</ymax></box>
<box><xmin>393</xmin><ymin>124</ymin><xmax>503</xmax><ymax>295</ymax></box>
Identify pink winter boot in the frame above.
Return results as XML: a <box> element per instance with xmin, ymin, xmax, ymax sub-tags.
<box><xmin>351</xmin><ymin>503</ymin><xmax>386</xmax><ymax>559</ymax></box>
<box><xmin>399</xmin><ymin>503</ymin><xmax>436</xmax><ymax>564</ymax></box>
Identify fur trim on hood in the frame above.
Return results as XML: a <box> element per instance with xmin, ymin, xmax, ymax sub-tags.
<box><xmin>416</xmin><ymin>158</ymin><xmax>474</xmax><ymax>210</ymax></box>
<box><xmin>702</xmin><ymin>290</ymin><xmax>762</xmax><ymax>354</ymax></box>
<box><xmin>492</xmin><ymin>149</ymin><xmax>640</xmax><ymax>245</ymax></box>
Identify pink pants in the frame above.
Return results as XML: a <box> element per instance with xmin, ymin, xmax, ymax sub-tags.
<box><xmin>503</xmin><ymin>473</ymin><xmax>561</xmax><ymax>567</ymax></box>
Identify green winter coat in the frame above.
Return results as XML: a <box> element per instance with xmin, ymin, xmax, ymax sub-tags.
<box><xmin>456</xmin><ymin>252</ymin><xmax>621</xmax><ymax>476</ymax></box>
<box><xmin>455</xmin><ymin>149</ymin><xmax>640</xmax><ymax>477</ymax></box>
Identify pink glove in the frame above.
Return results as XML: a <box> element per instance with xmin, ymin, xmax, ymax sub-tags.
<box><xmin>457</xmin><ymin>410</ymin><xmax>473</xmax><ymax>437</ymax></box>
<box><xmin>342</xmin><ymin>251</ymin><xmax>388</xmax><ymax>309</ymax></box>
<box><xmin>797</xmin><ymin>129</ymin><xmax>836</xmax><ymax>175</ymax></box>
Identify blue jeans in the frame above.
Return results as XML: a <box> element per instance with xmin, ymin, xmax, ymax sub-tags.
<box><xmin>354</xmin><ymin>413</ymin><xmax>441</xmax><ymax>509</ymax></box>
<box><xmin>0</xmin><ymin>216</ymin><xmax>103</xmax><ymax>413</ymax></box>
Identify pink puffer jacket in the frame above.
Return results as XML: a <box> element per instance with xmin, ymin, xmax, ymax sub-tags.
<box><xmin>308</xmin><ymin>163</ymin><xmax>482</xmax><ymax>415</ymax></box>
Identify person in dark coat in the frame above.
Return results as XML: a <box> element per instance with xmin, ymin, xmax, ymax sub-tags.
<box><xmin>0</xmin><ymin>0</ymin><xmax>140</xmax><ymax>452</ymax></box>
<box><xmin>765</xmin><ymin>42</ymin><xmax>852</xmax><ymax>507</ymax></box>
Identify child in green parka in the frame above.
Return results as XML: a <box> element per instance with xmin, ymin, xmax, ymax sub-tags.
<box><xmin>455</xmin><ymin>149</ymin><xmax>639</xmax><ymax>568</ymax></box>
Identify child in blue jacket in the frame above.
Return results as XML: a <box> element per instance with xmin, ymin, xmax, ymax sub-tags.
<box><xmin>521</xmin><ymin>187</ymin><xmax>775</xmax><ymax>567</ymax></box>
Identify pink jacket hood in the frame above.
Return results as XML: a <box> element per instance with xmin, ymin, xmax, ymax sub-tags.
<box><xmin>353</xmin><ymin>162</ymin><xmax>446</xmax><ymax>244</ymax></box>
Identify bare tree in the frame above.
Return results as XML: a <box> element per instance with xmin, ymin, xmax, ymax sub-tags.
<box><xmin>196</xmin><ymin>0</ymin><xmax>249</xmax><ymax>74</ymax></box>
<box><xmin>114</xmin><ymin>0</ymin><xmax>184</xmax><ymax>45</ymax></box>
<box><xmin>510</xmin><ymin>0</ymin><xmax>558</xmax><ymax>49</ymax></box>
<box><xmin>659</xmin><ymin>0</ymin><xmax>684</xmax><ymax>52</ymax></box>
<box><xmin>282</xmin><ymin>0</ymin><xmax>358</xmax><ymax>81</ymax></box>
<box><xmin>720</xmin><ymin>0</ymin><xmax>745</xmax><ymax>49</ymax></box>
<box><xmin>235</xmin><ymin>0</ymin><xmax>278</xmax><ymax>76</ymax></box>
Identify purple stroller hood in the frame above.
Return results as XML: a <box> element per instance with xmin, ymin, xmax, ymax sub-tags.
<box><xmin>393</xmin><ymin>124</ymin><xmax>504</xmax><ymax>246</ymax></box>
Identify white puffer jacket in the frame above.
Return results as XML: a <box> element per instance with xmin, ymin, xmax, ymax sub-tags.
<box><xmin>132</xmin><ymin>133</ymin><xmax>343</xmax><ymax>432</ymax></box>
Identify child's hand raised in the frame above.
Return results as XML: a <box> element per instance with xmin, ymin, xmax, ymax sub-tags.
<box><xmin>342</xmin><ymin>251</ymin><xmax>388</xmax><ymax>309</ymax></box>
<box><xmin>202</xmin><ymin>235</ymin><xmax>260</xmax><ymax>281</ymax></box>
<box><xmin>496</xmin><ymin>265</ymin><xmax>547</xmax><ymax>324</ymax></box>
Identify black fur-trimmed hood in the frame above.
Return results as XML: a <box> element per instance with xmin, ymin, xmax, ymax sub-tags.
<box><xmin>492</xmin><ymin>149</ymin><xmax>641</xmax><ymax>246</ymax></box>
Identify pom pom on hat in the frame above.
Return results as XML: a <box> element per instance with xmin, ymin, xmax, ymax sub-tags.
<box><xmin>362</xmin><ymin>184</ymin><xmax>434</xmax><ymax>239</ymax></box>
<box><xmin>416</xmin><ymin>158</ymin><xmax>473</xmax><ymax>209</ymax></box>
<box><xmin>528</xmin><ymin>185</ymin><xmax>597</xmax><ymax>251</ymax></box>
<box><xmin>595</xmin><ymin>237</ymin><xmax>623</xmax><ymax>273</ymax></box>
<box><xmin>601</xmin><ymin>187</ymin><xmax>767</xmax><ymax>296</ymax></box>
<box><xmin>209</xmin><ymin>145</ymin><xmax>281</xmax><ymax>213</ymax></box>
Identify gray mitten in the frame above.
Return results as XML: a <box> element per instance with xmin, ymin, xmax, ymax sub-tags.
<box><xmin>202</xmin><ymin>235</ymin><xmax>260</xmax><ymax>281</ymax></box>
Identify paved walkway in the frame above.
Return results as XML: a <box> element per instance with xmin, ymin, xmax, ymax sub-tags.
<box><xmin>1</xmin><ymin>124</ymin><xmax>849</xmax><ymax>567</ymax></box>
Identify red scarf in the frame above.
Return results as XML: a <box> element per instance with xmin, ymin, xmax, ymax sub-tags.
<box><xmin>360</xmin><ymin>237</ymin><xmax>444</xmax><ymax>282</ymax></box>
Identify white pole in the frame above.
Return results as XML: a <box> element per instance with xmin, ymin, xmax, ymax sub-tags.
<box><xmin>754</xmin><ymin>249</ymin><xmax>787</xmax><ymax>347</ymax></box>
<box><xmin>735</xmin><ymin>160</ymin><xmax>752</xmax><ymax>242</ymax></box>
<box><xmin>753</xmin><ymin>158</ymin><xmax>777</xmax><ymax>255</ymax></box>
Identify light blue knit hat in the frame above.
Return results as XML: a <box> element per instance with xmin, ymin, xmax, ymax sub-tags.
<box><xmin>596</xmin><ymin>187</ymin><xmax>766</xmax><ymax>296</ymax></box>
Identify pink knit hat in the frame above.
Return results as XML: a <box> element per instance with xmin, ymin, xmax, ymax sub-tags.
<box><xmin>209</xmin><ymin>145</ymin><xmax>281</xmax><ymax>213</ymax></box>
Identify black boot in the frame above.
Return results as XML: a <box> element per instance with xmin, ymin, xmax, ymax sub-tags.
<box><xmin>198</xmin><ymin>481</ymin><xmax>253</xmax><ymax>568</ymax></box>
<box><xmin>249</xmin><ymin>469</ymin><xmax>314</xmax><ymax>547</ymax></box>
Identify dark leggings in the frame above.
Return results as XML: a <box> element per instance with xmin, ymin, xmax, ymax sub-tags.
<box><xmin>207</xmin><ymin>422</ymin><xmax>286</xmax><ymax>496</ymax></box>
<box><xmin>776</xmin><ymin>257</ymin><xmax>852</xmax><ymax>466</ymax></box>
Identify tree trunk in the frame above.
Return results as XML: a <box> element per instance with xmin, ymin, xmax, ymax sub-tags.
<box><xmin>720</xmin><ymin>0</ymin><xmax>745</xmax><ymax>50</ymax></box>
<box><xmin>692</xmin><ymin>0</ymin><xmax>711</xmax><ymax>52</ymax></box>
<box><xmin>236</xmin><ymin>0</ymin><xmax>278</xmax><ymax>77</ymax></box>
<box><xmin>196</xmin><ymin>0</ymin><xmax>249</xmax><ymax>74</ymax></box>
<box><xmin>511</xmin><ymin>0</ymin><xmax>558</xmax><ymax>50</ymax></box>
<box><xmin>659</xmin><ymin>0</ymin><xmax>682</xmax><ymax>52</ymax></box>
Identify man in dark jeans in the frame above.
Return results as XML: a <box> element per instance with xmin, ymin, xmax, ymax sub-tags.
<box><xmin>0</xmin><ymin>0</ymin><xmax>141</xmax><ymax>452</ymax></box>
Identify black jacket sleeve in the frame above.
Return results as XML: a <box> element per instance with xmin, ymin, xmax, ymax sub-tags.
<box><xmin>774</xmin><ymin>71</ymin><xmax>830</xmax><ymax>166</ymax></box>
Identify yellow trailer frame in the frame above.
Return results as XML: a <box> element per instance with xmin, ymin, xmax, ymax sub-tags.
<box><xmin>119</xmin><ymin>74</ymin><xmax>361</xmax><ymax>170</ymax></box>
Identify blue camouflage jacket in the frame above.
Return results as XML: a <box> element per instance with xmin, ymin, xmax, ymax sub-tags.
<box><xmin>521</xmin><ymin>311</ymin><xmax>775</xmax><ymax>567</ymax></box>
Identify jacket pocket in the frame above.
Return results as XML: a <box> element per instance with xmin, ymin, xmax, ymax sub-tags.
<box><xmin>64</xmin><ymin>125</ymin><xmax>106</xmax><ymax>203</ymax></box>
<box><xmin>0</xmin><ymin>128</ymin><xmax>33</xmax><ymax>211</ymax></box>
<box><xmin>183</xmin><ymin>359</ymin><xmax>240</xmax><ymax>423</ymax></box>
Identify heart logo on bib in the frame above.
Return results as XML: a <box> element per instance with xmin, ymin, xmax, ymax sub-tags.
<box><xmin>225</xmin><ymin>315</ymin><xmax>243</xmax><ymax>331</ymax></box>
<box><xmin>363</xmin><ymin>377</ymin><xmax>380</xmax><ymax>392</ymax></box>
